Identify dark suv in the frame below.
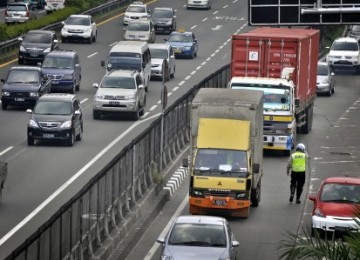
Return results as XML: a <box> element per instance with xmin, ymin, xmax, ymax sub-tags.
<box><xmin>18</xmin><ymin>30</ymin><xmax>59</xmax><ymax>64</ymax></box>
<box><xmin>1</xmin><ymin>66</ymin><xmax>51</xmax><ymax>110</ymax></box>
<box><xmin>41</xmin><ymin>50</ymin><xmax>82</xmax><ymax>94</ymax></box>
<box><xmin>151</xmin><ymin>7</ymin><xmax>176</xmax><ymax>34</ymax></box>
<box><xmin>27</xmin><ymin>93</ymin><xmax>83</xmax><ymax>146</ymax></box>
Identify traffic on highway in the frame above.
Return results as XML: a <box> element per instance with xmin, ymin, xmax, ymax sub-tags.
<box><xmin>0</xmin><ymin>0</ymin><xmax>359</xmax><ymax>259</ymax></box>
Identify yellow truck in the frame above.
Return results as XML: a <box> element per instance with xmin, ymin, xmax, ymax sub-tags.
<box><xmin>183</xmin><ymin>88</ymin><xmax>264</xmax><ymax>218</ymax></box>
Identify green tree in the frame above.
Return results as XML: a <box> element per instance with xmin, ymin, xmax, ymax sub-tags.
<box><xmin>278</xmin><ymin>204</ymin><xmax>360</xmax><ymax>260</ymax></box>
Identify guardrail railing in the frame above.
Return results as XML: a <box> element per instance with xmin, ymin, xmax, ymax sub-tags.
<box><xmin>1</xmin><ymin>63</ymin><xmax>231</xmax><ymax>260</ymax></box>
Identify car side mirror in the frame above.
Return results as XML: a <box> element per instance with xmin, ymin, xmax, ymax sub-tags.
<box><xmin>156</xmin><ymin>237</ymin><xmax>165</xmax><ymax>244</ymax></box>
<box><xmin>37</xmin><ymin>62</ymin><xmax>42</xmax><ymax>67</ymax></box>
<box><xmin>61</xmin><ymin>21</ymin><xmax>65</xmax><ymax>25</ymax></box>
<box><xmin>232</xmin><ymin>241</ymin><xmax>240</xmax><ymax>248</ymax></box>
<box><xmin>93</xmin><ymin>83</ymin><xmax>99</xmax><ymax>88</ymax></box>
<box><xmin>309</xmin><ymin>195</ymin><xmax>316</xmax><ymax>201</ymax></box>
<box><xmin>326</xmin><ymin>46</ymin><xmax>330</xmax><ymax>49</ymax></box>
<box><xmin>174</xmin><ymin>15</ymin><xmax>176</xmax><ymax>18</ymax></box>
<box><xmin>18</xmin><ymin>37</ymin><xmax>23</xmax><ymax>42</ymax></box>
<box><xmin>163</xmin><ymin>39</ymin><xmax>168</xmax><ymax>42</ymax></box>
<box><xmin>123</xmin><ymin>27</ymin><xmax>127</xmax><ymax>31</ymax></box>
<box><xmin>75</xmin><ymin>64</ymin><xmax>80</xmax><ymax>68</ymax></box>
<box><xmin>26</xmin><ymin>109</ymin><xmax>32</xmax><ymax>114</ymax></box>
<box><xmin>330</xmin><ymin>72</ymin><xmax>335</xmax><ymax>76</ymax></box>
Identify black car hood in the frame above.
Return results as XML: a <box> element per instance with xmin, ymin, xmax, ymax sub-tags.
<box><xmin>31</xmin><ymin>114</ymin><xmax>72</xmax><ymax>123</ymax></box>
<box><xmin>3</xmin><ymin>83</ymin><xmax>41</xmax><ymax>92</ymax></box>
<box><xmin>21</xmin><ymin>42</ymin><xmax>51</xmax><ymax>50</ymax></box>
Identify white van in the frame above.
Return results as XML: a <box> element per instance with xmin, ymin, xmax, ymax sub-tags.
<box><xmin>102</xmin><ymin>41</ymin><xmax>152</xmax><ymax>91</ymax></box>
<box><xmin>44</xmin><ymin>0</ymin><xmax>65</xmax><ymax>13</ymax></box>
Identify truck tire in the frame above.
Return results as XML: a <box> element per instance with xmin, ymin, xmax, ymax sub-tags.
<box><xmin>251</xmin><ymin>181</ymin><xmax>261</xmax><ymax>207</ymax></box>
<box><xmin>302</xmin><ymin>105</ymin><xmax>313</xmax><ymax>134</ymax></box>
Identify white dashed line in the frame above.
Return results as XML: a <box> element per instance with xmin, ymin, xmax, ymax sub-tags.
<box><xmin>179</xmin><ymin>81</ymin><xmax>185</xmax><ymax>86</ymax></box>
<box><xmin>185</xmin><ymin>76</ymin><xmax>191</xmax><ymax>80</ymax></box>
<box><xmin>206</xmin><ymin>57</ymin><xmax>211</xmax><ymax>61</ymax></box>
<box><xmin>173</xmin><ymin>87</ymin><xmax>179</xmax><ymax>91</ymax></box>
<box><xmin>142</xmin><ymin>112</ymin><xmax>150</xmax><ymax>118</ymax></box>
<box><xmin>223</xmin><ymin>5</ymin><xmax>228</xmax><ymax>8</ymax></box>
<box><xmin>157</xmin><ymin>100</ymin><xmax>161</xmax><ymax>104</ymax></box>
<box><xmin>210</xmin><ymin>53</ymin><xmax>216</xmax><ymax>57</ymax></box>
<box><xmin>196</xmin><ymin>66</ymin><xmax>201</xmax><ymax>70</ymax></box>
<box><xmin>213</xmin><ymin>11</ymin><xmax>218</xmax><ymax>14</ymax></box>
<box><xmin>87</xmin><ymin>52</ymin><xmax>98</xmax><ymax>58</ymax></box>
<box><xmin>190</xmin><ymin>25</ymin><xmax>197</xmax><ymax>29</ymax></box>
<box><xmin>149</xmin><ymin>105</ymin><xmax>157</xmax><ymax>111</ymax></box>
<box><xmin>0</xmin><ymin>147</ymin><xmax>13</xmax><ymax>156</ymax></box>
<box><xmin>168</xmin><ymin>92</ymin><xmax>173</xmax><ymax>97</ymax></box>
<box><xmin>109</xmin><ymin>42</ymin><xmax>118</xmax><ymax>47</ymax></box>
<box><xmin>202</xmin><ymin>17</ymin><xmax>208</xmax><ymax>21</ymax></box>
<box><xmin>190</xmin><ymin>71</ymin><xmax>196</xmax><ymax>75</ymax></box>
<box><xmin>80</xmin><ymin>98</ymin><xmax>88</xmax><ymax>104</ymax></box>
<box><xmin>201</xmin><ymin>62</ymin><xmax>206</xmax><ymax>66</ymax></box>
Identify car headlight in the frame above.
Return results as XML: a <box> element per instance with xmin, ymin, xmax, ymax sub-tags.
<box><xmin>166</xmin><ymin>21</ymin><xmax>172</xmax><ymax>25</ymax></box>
<box><xmin>60</xmin><ymin>121</ymin><xmax>72</xmax><ymax>128</ymax></box>
<box><xmin>29</xmin><ymin>92</ymin><xmax>39</xmax><ymax>97</ymax></box>
<box><xmin>184</xmin><ymin>46</ymin><xmax>191</xmax><ymax>50</ymax></box>
<box><xmin>43</xmin><ymin>48</ymin><xmax>51</xmax><ymax>53</ymax></box>
<box><xmin>84</xmin><ymin>27</ymin><xmax>91</xmax><ymax>33</ymax></box>
<box><xmin>20</xmin><ymin>46</ymin><xmax>26</xmax><ymax>52</ymax></box>
<box><xmin>314</xmin><ymin>208</ymin><xmax>325</xmax><ymax>218</ymax></box>
<box><xmin>28</xmin><ymin>119</ymin><xmax>39</xmax><ymax>128</ymax></box>
<box><xmin>125</xmin><ymin>94</ymin><xmax>136</xmax><ymax>100</ymax></box>
<box><xmin>125</xmin><ymin>15</ymin><xmax>129</xmax><ymax>19</ymax></box>
<box><xmin>2</xmin><ymin>91</ymin><xmax>10</xmax><ymax>96</ymax></box>
<box><xmin>94</xmin><ymin>94</ymin><xmax>104</xmax><ymax>100</ymax></box>
<box><xmin>322</xmin><ymin>79</ymin><xmax>330</xmax><ymax>84</ymax></box>
<box><xmin>62</xmin><ymin>74</ymin><xmax>73</xmax><ymax>80</ymax></box>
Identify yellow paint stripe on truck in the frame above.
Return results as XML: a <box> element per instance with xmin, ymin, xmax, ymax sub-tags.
<box><xmin>264</xmin><ymin>115</ymin><xmax>293</xmax><ymax>122</ymax></box>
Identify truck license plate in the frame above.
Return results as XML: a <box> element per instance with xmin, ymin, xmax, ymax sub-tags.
<box><xmin>213</xmin><ymin>199</ymin><xmax>226</xmax><ymax>206</ymax></box>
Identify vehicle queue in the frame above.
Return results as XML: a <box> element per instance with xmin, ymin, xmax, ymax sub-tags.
<box><xmin>0</xmin><ymin>0</ymin><xmax>359</xmax><ymax>259</ymax></box>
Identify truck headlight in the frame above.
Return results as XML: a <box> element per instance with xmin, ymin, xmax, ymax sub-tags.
<box><xmin>193</xmin><ymin>190</ymin><xmax>203</xmax><ymax>196</ymax></box>
<box><xmin>236</xmin><ymin>192</ymin><xmax>247</xmax><ymax>199</ymax></box>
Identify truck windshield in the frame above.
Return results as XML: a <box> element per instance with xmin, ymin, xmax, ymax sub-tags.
<box><xmin>194</xmin><ymin>149</ymin><xmax>247</xmax><ymax>177</ymax></box>
<box><xmin>231</xmin><ymin>84</ymin><xmax>291</xmax><ymax>112</ymax></box>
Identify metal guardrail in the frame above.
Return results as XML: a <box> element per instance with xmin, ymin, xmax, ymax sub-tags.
<box><xmin>0</xmin><ymin>0</ymin><xmax>136</xmax><ymax>63</ymax></box>
<box><xmin>1</xmin><ymin>63</ymin><xmax>230</xmax><ymax>259</ymax></box>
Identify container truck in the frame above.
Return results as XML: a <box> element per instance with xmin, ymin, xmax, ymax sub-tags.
<box><xmin>228</xmin><ymin>27</ymin><xmax>319</xmax><ymax>155</ymax></box>
<box><xmin>183</xmin><ymin>88</ymin><xmax>263</xmax><ymax>218</ymax></box>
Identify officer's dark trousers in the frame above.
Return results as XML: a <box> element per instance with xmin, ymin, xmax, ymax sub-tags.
<box><xmin>290</xmin><ymin>171</ymin><xmax>306</xmax><ymax>200</ymax></box>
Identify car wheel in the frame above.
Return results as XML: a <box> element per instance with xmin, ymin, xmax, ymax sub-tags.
<box><xmin>18</xmin><ymin>58</ymin><xmax>24</xmax><ymax>65</ymax></box>
<box><xmin>93</xmin><ymin>32</ymin><xmax>97</xmax><ymax>43</ymax></box>
<box><xmin>27</xmin><ymin>136</ymin><xmax>34</xmax><ymax>146</ymax></box>
<box><xmin>332</xmin><ymin>85</ymin><xmax>335</xmax><ymax>94</ymax></box>
<box><xmin>190</xmin><ymin>51</ymin><xmax>195</xmax><ymax>59</ymax></box>
<box><xmin>67</xmin><ymin>130</ymin><xmax>75</xmax><ymax>146</ymax></box>
<box><xmin>133</xmin><ymin>106</ymin><xmax>140</xmax><ymax>120</ymax></box>
<box><xmin>70</xmin><ymin>84</ymin><xmax>76</xmax><ymax>94</ymax></box>
<box><xmin>76</xmin><ymin>124</ymin><xmax>83</xmax><ymax>141</ymax></box>
<box><xmin>88</xmin><ymin>35</ymin><xmax>93</xmax><ymax>44</ymax></box>
<box><xmin>2</xmin><ymin>102</ymin><xmax>8</xmax><ymax>110</ymax></box>
<box><xmin>170</xmin><ymin>66</ymin><xmax>175</xmax><ymax>78</ymax></box>
<box><xmin>327</xmin><ymin>88</ymin><xmax>332</xmax><ymax>96</ymax></box>
<box><xmin>93</xmin><ymin>110</ymin><xmax>101</xmax><ymax>120</ymax></box>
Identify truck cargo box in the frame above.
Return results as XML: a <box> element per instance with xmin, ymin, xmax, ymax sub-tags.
<box><xmin>231</xmin><ymin>27</ymin><xmax>319</xmax><ymax>104</ymax></box>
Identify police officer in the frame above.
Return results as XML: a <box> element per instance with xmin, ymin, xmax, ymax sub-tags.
<box><xmin>286</xmin><ymin>143</ymin><xmax>309</xmax><ymax>204</ymax></box>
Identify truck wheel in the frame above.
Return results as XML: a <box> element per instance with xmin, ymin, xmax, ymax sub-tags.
<box><xmin>251</xmin><ymin>182</ymin><xmax>261</xmax><ymax>207</ymax></box>
<box><xmin>301</xmin><ymin>105</ymin><xmax>313</xmax><ymax>134</ymax></box>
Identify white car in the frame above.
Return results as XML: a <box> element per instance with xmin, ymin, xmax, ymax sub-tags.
<box><xmin>123</xmin><ymin>1</ymin><xmax>151</xmax><ymax>25</ymax></box>
<box><xmin>123</xmin><ymin>19</ymin><xmax>155</xmax><ymax>43</ymax></box>
<box><xmin>326</xmin><ymin>37</ymin><xmax>360</xmax><ymax>73</ymax></box>
<box><xmin>149</xmin><ymin>43</ymin><xmax>176</xmax><ymax>81</ymax></box>
<box><xmin>187</xmin><ymin>0</ymin><xmax>212</xmax><ymax>9</ymax></box>
<box><xmin>93</xmin><ymin>70</ymin><xmax>146</xmax><ymax>120</ymax></box>
<box><xmin>61</xmin><ymin>15</ymin><xmax>97</xmax><ymax>44</ymax></box>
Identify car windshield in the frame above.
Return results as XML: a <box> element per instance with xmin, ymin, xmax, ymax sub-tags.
<box><xmin>107</xmin><ymin>57</ymin><xmax>141</xmax><ymax>71</ymax></box>
<box><xmin>150</xmin><ymin>48</ymin><xmax>168</xmax><ymax>59</ymax></box>
<box><xmin>127</xmin><ymin>22</ymin><xmax>149</xmax><ymax>32</ymax></box>
<box><xmin>317</xmin><ymin>65</ymin><xmax>329</xmax><ymax>76</ymax></box>
<box><xmin>320</xmin><ymin>183</ymin><xmax>360</xmax><ymax>203</ymax></box>
<box><xmin>152</xmin><ymin>10</ymin><xmax>173</xmax><ymax>18</ymax></box>
<box><xmin>194</xmin><ymin>149</ymin><xmax>248</xmax><ymax>177</ymax></box>
<box><xmin>66</xmin><ymin>16</ymin><xmax>90</xmax><ymax>26</ymax></box>
<box><xmin>168</xmin><ymin>34</ymin><xmax>192</xmax><ymax>42</ymax></box>
<box><xmin>34</xmin><ymin>101</ymin><xmax>72</xmax><ymax>115</ymax></box>
<box><xmin>7</xmin><ymin>5</ymin><xmax>26</xmax><ymax>11</ymax></box>
<box><xmin>101</xmin><ymin>77</ymin><xmax>135</xmax><ymax>89</ymax></box>
<box><xmin>331</xmin><ymin>42</ymin><xmax>359</xmax><ymax>51</ymax></box>
<box><xmin>231</xmin><ymin>84</ymin><xmax>291</xmax><ymax>112</ymax></box>
<box><xmin>42</xmin><ymin>57</ymin><xmax>74</xmax><ymax>69</ymax></box>
<box><xmin>168</xmin><ymin>223</ymin><xmax>226</xmax><ymax>247</ymax></box>
<box><xmin>24</xmin><ymin>33</ymin><xmax>52</xmax><ymax>44</ymax></box>
<box><xmin>127</xmin><ymin>6</ymin><xmax>146</xmax><ymax>13</ymax></box>
<box><xmin>7</xmin><ymin>70</ymin><xmax>39</xmax><ymax>84</ymax></box>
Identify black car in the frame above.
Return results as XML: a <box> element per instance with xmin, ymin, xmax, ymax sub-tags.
<box><xmin>18</xmin><ymin>30</ymin><xmax>59</xmax><ymax>65</ymax></box>
<box><xmin>27</xmin><ymin>93</ymin><xmax>83</xmax><ymax>146</ymax></box>
<box><xmin>1</xmin><ymin>66</ymin><xmax>51</xmax><ymax>110</ymax></box>
<box><xmin>151</xmin><ymin>7</ymin><xmax>176</xmax><ymax>34</ymax></box>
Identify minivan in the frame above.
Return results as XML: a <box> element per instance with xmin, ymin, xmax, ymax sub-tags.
<box><xmin>101</xmin><ymin>41</ymin><xmax>151</xmax><ymax>92</ymax></box>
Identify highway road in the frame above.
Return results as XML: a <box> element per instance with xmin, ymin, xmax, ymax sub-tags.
<box><xmin>0</xmin><ymin>0</ymin><xmax>360</xmax><ymax>259</ymax></box>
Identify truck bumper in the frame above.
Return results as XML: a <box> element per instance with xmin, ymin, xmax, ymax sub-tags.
<box><xmin>189</xmin><ymin>197</ymin><xmax>250</xmax><ymax>216</ymax></box>
<box><xmin>263</xmin><ymin>134</ymin><xmax>293</xmax><ymax>151</ymax></box>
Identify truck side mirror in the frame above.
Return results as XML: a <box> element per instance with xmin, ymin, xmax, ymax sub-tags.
<box><xmin>182</xmin><ymin>158</ymin><xmax>188</xmax><ymax>168</ymax></box>
<box><xmin>253</xmin><ymin>163</ymin><xmax>260</xmax><ymax>173</ymax></box>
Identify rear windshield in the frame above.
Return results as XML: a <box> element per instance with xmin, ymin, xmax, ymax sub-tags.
<box><xmin>7</xmin><ymin>4</ymin><xmax>27</xmax><ymax>11</ymax></box>
<box><xmin>107</xmin><ymin>57</ymin><xmax>141</xmax><ymax>71</ymax></box>
<box><xmin>42</xmin><ymin>57</ymin><xmax>74</xmax><ymax>69</ymax></box>
<box><xmin>150</xmin><ymin>48</ymin><xmax>168</xmax><ymax>59</ymax></box>
<box><xmin>127</xmin><ymin>22</ymin><xmax>149</xmax><ymax>31</ymax></box>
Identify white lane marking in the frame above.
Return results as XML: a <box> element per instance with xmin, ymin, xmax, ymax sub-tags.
<box><xmin>149</xmin><ymin>105</ymin><xmax>157</xmax><ymax>111</ymax></box>
<box><xmin>213</xmin><ymin>11</ymin><xmax>218</xmax><ymax>14</ymax></box>
<box><xmin>190</xmin><ymin>25</ymin><xmax>197</xmax><ymax>29</ymax></box>
<box><xmin>233</xmin><ymin>0</ymin><xmax>238</xmax><ymax>2</ymax></box>
<box><xmin>173</xmin><ymin>87</ymin><xmax>179</xmax><ymax>91</ymax></box>
<box><xmin>109</xmin><ymin>42</ymin><xmax>118</xmax><ymax>47</ymax></box>
<box><xmin>201</xmin><ymin>62</ymin><xmax>206</xmax><ymax>66</ymax></box>
<box><xmin>202</xmin><ymin>17</ymin><xmax>208</xmax><ymax>21</ymax></box>
<box><xmin>0</xmin><ymin>147</ymin><xmax>13</xmax><ymax>157</ymax></box>
<box><xmin>0</xmin><ymin>112</ymin><xmax>162</xmax><ymax>246</ymax></box>
<box><xmin>168</xmin><ymin>92</ymin><xmax>173</xmax><ymax>97</ymax></box>
<box><xmin>223</xmin><ymin>5</ymin><xmax>228</xmax><ymax>8</ymax></box>
<box><xmin>185</xmin><ymin>76</ymin><xmax>191</xmax><ymax>80</ymax></box>
<box><xmin>80</xmin><ymin>98</ymin><xmax>88</xmax><ymax>104</ymax></box>
<box><xmin>142</xmin><ymin>112</ymin><xmax>150</xmax><ymax>118</ymax></box>
<box><xmin>157</xmin><ymin>100</ymin><xmax>161</xmax><ymax>104</ymax></box>
<box><xmin>87</xmin><ymin>52</ymin><xmax>98</xmax><ymax>58</ymax></box>
<box><xmin>190</xmin><ymin>71</ymin><xmax>196</xmax><ymax>75</ymax></box>
<box><xmin>206</xmin><ymin>57</ymin><xmax>211</xmax><ymax>62</ymax></box>
<box><xmin>196</xmin><ymin>66</ymin><xmax>201</xmax><ymax>70</ymax></box>
<box><xmin>144</xmin><ymin>196</ymin><xmax>188</xmax><ymax>260</ymax></box>
<box><xmin>179</xmin><ymin>81</ymin><xmax>185</xmax><ymax>86</ymax></box>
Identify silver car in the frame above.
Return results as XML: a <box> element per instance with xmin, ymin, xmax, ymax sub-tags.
<box><xmin>187</xmin><ymin>0</ymin><xmax>212</xmax><ymax>9</ymax></box>
<box><xmin>4</xmin><ymin>3</ymin><xmax>36</xmax><ymax>25</ymax></box>
<box><xmin>149</xmin><ymin>43</ymin><xmax>176</xmax><ymax>81</ymax></box>
<box><xmin>93</xmin><ymin>70</ymin><xmax>146</xmax><ymax>120</ymax></box>
<box><xmin>123</xmin><ymin>19</ymin><xmax>155</xmax><ymax>43</ymax></box>
<box><xmin>157</xmin><ymin>215</ymin><xmax>239</xmax><ymax>260</ymax></box>
<box><xmin>317</xmin><ymin>62</ymin><xmax>335</xmax><ymax>96</ymax></box>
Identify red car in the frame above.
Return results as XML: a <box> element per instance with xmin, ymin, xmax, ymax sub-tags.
<box><xmin>309</xmin><ymin>176</ymin><xmax>360</xmax><ymax>235</ymax></box>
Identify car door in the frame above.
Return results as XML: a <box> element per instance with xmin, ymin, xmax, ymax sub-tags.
<box><xmin>74</xmin><ymin>54</ymin><xmax>81</xmax><ymax>87</ymax></box>
<box><xmin>135</xmin><ymin>75</ymin><xmax>145</xmax><ymax>106</ymax></box>
<box><xmin>72</xmin><ymin>98</ymin><xmax>82</xmax><ymax>135</ymax></box>
<box><xmin>168</xmin><ymin>47</ymin><xmax>175</xmax><ymax>75</ymax></box>
<box><xmin>91</xmin><ymin>16</ymin><xmax>97</xmax><ymax>37</ymax></box>
<box><xmin>192</xmin><ymin>33</ymin><xmax>198</xmax><ymax>53</ymax></box>
<box><xmin>150</xmin><ymin>21</ymin><xmax>155</xmax><ymax>43</ymax></box>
